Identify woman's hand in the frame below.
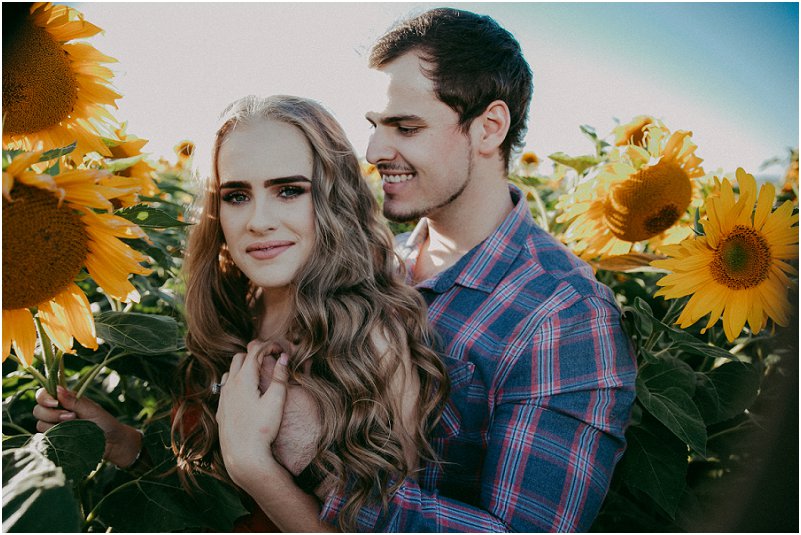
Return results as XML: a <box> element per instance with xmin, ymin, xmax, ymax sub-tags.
<box><xmin>33</xmin><ymin>387</ymin><xmax>142</xmax><ymax>468</ymax></box>
<box><xmin>216</xmin><ymin>340</ymin><xmax>291</xmax><ymax>492</ymax></box>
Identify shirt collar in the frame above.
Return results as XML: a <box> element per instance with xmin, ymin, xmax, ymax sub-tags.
<box><xmin>401</xmin><ymin>184</ymin><xmax>534</xmax><ymax>294</ymax></box>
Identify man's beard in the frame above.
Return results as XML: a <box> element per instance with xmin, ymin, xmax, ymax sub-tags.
<box><xmin>383</xmin><ymin>149</ymin><xmax>474</xmax><ymax>223</ymax></box>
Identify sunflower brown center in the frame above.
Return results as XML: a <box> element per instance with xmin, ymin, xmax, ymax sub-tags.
<box><xmin>2</xmin><ymin>17</ymin><xmax>78</xmax><ymax>135</ymax></box>
<box><xmin>617</xmin><ymin>118</ymin><xmax>652</xmax><ymax>147</ymax></box>
<box><xmin>603</xmin><ymin>161</ymin><xmax>692</xmax><ymax>242</ymax></box>
<box><xmin>2</xmin><ymin>184</ymin><xmax>89</xmax><ymax>309</ymax></box>
<box><xmin>710</xmin><ymin>225</ymin><xmax>772</xmax><ymax>290</ymax></box>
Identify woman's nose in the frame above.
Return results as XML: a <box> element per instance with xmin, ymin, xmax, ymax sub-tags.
<box><xmin>246</xmin><ymin>201</ymin><xmax>278</xmax><ymax>234</ymax></box>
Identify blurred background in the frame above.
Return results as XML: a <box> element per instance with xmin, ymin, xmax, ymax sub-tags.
<box><xmin>75</xmin><ymin>2</ymin><xmax>799</xmax><ymax>182</ymax></box>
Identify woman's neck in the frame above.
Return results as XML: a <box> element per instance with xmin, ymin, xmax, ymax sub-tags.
<box><xmin>257</xmin><ymin>287</ymin><xmax>295</xmax><ymax>341</ymax></box>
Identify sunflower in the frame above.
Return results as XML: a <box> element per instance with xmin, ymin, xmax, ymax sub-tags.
<box><xmin>174</xmin><ymin>140</ymin><xmax>196</xmax><ymax>170</ymax></box>
<box><xmin>782</xmin><ymin>148</ymin><xmax>798</xmax><ymax>201</ymax></box>
<box><xmin>612</xmin><ymin>115</ymin><xmax>657</xmax><ymax>146</ymax></box>
<box><xmin>652</xmin><ymin>168</ymin><xmax>798</xmax><ymax>342</ymax></box>
<box><xmin>2</xmin><ymin>2</ymin><xmax>121</xmax><ymax>158</ymax></box>
<box><xmin>2</xmin><ymin>151</ymin><xmax>151</xmax><ymax>365</ymax></box>
<box><xmin>515</xmin><ymin>150</ymin><xmax>540</xmax><ymax>177</ymax></box>
<box><xmin>100</xmin><ymin>125</ymin><xmax>159</xmax><ymax>206</ymax></box>
<box><xmin>556</xmin><ymin>126</ymin><xmax>705</xmax><ymax>260</ymax></box>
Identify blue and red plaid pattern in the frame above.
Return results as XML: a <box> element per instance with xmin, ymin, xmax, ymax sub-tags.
<box><xmin>321</xmin><ymin>185</ymin><xmax>637</xmax><ymax>532</ymax></box>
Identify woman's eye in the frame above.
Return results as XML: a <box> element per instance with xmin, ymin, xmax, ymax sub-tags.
<box><xmin>278</xmin><ymin>185</ymin><xmax>306</xmax><ymax>199</ymax></box>
<box><xmin>221</xmin><ymin>191</ymin><xmax>249</xmax><ymax>204</ymax></box>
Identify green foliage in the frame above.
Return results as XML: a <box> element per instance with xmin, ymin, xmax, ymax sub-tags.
<box><xmin>2</xmin><ymin>164</ymin><xmax>250</xmax><ymax>532</ymax></box>
<box><xmin>3</xmin><ymin>442</ymin><xmax>83</xmax><ymax>532</ymax></box>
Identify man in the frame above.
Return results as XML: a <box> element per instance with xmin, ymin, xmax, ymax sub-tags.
<box><xmin>316</xmin><ymin>8</ymin><xmax>637</xmax><ymax>531</ymax></box>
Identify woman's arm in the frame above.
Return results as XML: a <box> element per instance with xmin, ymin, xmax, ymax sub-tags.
<box><xmin>216</xmin><ymin>341</ymin><xmax>334</xmax><ymax>532</ymax></box>
<box><xmin>33</xmin><ymin>387</ymin><xmax>142</xmax><ymax>468</ymax></box>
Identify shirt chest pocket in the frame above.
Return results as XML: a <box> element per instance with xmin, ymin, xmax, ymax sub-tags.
<box><xmin>433</xmin><ymin>355</ymin><xmax>489</xmax><ymax>442</ymax></box>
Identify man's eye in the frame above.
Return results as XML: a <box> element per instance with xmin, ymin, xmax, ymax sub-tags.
<box><xmin>221</xmin><ymin>191</ymin><xmax>248</xmax><ymax>204</ymax></box>
<box><xmin>278</xmin><ymin>185</ymin><xmax>306</xmax><ymax>199</ymax></box>
<box><xmin>398</xmin><ymin>126</ymin><xmax>419</xmax><ymax>135</ymax></box>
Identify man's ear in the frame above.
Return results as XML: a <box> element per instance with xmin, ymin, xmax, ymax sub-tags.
<box><xmin>473</xmin><ymin>100</ymin><xmax>511</xmax><ymax>157</ymax></box>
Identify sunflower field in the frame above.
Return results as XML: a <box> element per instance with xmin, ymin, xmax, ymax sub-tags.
<box><xmin>2</xmin><ymin>3</ymin><xmax>798</xmax><ymax>532</ymax></box>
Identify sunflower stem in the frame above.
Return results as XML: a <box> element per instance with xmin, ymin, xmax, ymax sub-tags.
<box><xmin>524</xmin><ymin>183</ymin><xmax>550</xmax><ymax>231</ymax></box>
<box><xmin>662</xmin><ymin>296</ymin><xmax>687</xmax><ymax>326</ymax></box>
<box><xmin>643</xmin><ymin>328</ymin><xmax>664</xmax><ymax>352</ymax></box>
<box><xmin>58</xmin><ymin>354</ymin><xmax>67</xmax><ymax>388</ymax></box>
<box><xmin>9</xmin><ymin>352</ymin><xmax>50</xmax><ymax>387</ymax></box>
<box><xmin>109</xmin><ymin>297</ymin><xmax>123</xmax><ymax>313</ymax></box>
<box><xmin>33</xmin><ymin>317</ymin><xmax>61</xmax><ymax>399</ymax></box>
<box><xmin>24</xmin><ymin>365</ymin><xmax>49</xmax><ymax>389</ymax></box>
<box><xmin>73</xmin><ymin>349</ymin><xmax>128</xmax><ymax>400</ymax></box>
<box><xmin>74</xmin><ymin>356</ymin><xmax>110</xmax><ymax>400</ymax></box>
<box><xmin>3</xmin><ymin>421</ymin><xmax>31</xmax><ymax>436</ymax></box>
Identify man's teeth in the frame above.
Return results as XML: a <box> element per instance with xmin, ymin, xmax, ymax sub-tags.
<box><xmin>382</xmin><ymin>173</ymin><xmax>414</xmax><ymax>183</ymax></box>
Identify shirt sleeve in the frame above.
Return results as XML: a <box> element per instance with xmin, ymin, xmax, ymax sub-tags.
<box><xmin>321</xmin><ymin>294</ymin><xmax>637</xmax><ymax>532</ymax></box>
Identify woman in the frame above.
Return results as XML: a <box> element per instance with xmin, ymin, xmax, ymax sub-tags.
<box><xmin>34</xmin><ymin>95</ymin><xmax>449</xmax><ymax>532</ymax></box>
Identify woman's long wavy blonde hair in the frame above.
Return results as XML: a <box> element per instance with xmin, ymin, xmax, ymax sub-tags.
<box><xmin>171</xmin><ymin>95</ymin><xmax>449</xmax><ymax>530</ymax></box>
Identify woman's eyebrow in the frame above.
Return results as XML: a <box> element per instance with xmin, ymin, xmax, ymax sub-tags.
<box><xmin>262</xmin><ymin>176</ymin><xmax>311</xmax><ymax>187</ymax></box>
<box><xmin>219</xmin><ymin>180</ymin><xmax>250</xmax><ymax>189</ymax></box>
<box><xmin>219</xmin><ymin>176</ymin><xmax>310</xmax><ymax>189</ymax></box>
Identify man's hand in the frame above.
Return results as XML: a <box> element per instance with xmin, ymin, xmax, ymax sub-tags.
<box><xmin>258</xmin><ymin>348</ymin><xmax>321</xmax><ymax>476</ymax></box>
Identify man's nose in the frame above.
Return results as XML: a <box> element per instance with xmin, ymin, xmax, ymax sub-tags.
<box><xmin>366</xmin><ymin>128</ymin><xmax>396</xmax><ymax>165</ymax></box>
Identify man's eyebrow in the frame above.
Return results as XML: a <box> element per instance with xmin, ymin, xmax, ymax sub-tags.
<box><xmin>366</xmin><ymin>113</ymin><xmax>426</xmax><ymax>126</ymax></box>
<box><xmin>219</xmin><ymin>176</ymin><xmax>311</xmax><ymax>189</ymax></box>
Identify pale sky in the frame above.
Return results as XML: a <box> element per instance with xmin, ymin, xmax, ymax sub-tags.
<box><xmin>75</xmin><ymin>2</ymin><xmax>799</xmax><ymax>181</ymax></box>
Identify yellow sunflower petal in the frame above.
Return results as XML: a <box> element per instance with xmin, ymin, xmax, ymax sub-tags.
<box><xmin>722</xmin><ymin>291</ymin><xmax>749</xmax><ymax>342</ymax></box>
<box><xmin>759</xmin><ymin>276</ymin><xmax>791</xmax><ymax>326</ymax></box>
<box><xmin>5</xmin><ymin>151</ymin><xmax>44</xmax><ymax>175</ymax></box>
<box><xmin>700</xmin><ymin>285</ymin><xmax>728</xmax><ymax>333</ymax></box>
<box><xmin>735</xmin><ymin>168</ymin><xmax>757</xmax><ymax>205</ymax></box>
<box><xmin>746</xmin><ymin>288</ymin><xmax>766</xmax><ymax>335</ymax></box>
<box><xmin>16</xmin><ymin>170</ymin><xmax>59</xmax><ymax>194</ymax></box>
<box><xmin>753</xmin><ymin>181</ymin><xmax>776</xmax><ymax>231</ymax></box>
<box><xmin>2</xmin><ymin>308</ymin><xmax>38</xmax><ymax>366</ymax></box>
<box><xmin>51</xmin><ymin>283</ymin><xmax>97</xmax><ymax>350</ymax></box>
<box><xmin>45</xmin><ymin>18</ymin><xmax>102</xmax><ymax>41</ymax></box>
<box><xmin>3</xmin><ymin>172</ymin><xmax>14</xmax><ymax>201</ymax></box>
<box><xmin>37</xmin><ymin>299</ymin><xmax>76</xmax><ymax>354</ymax></box>
<box><xmin>718</xmin><ymin>178</ymin><xmax>736</xmax><ymax>214</ymax></box>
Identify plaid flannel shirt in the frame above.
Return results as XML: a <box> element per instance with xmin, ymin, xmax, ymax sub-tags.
<box><xmin>320</xmin><ymin>185</ymin><xmax>637</xmax><ymax>531</ymax></box>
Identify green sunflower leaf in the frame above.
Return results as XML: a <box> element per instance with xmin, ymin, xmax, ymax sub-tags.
<box><xmin>636</xmin><ymin>370</ymin><xmax>707</xmax><ymax>456</ymax></box>
<box><xmin>115</xmin><ymin>205</ymin><xmax>191</xmax><ymax>228</ymax></box>
<box><xmin>616</xmin><ymin>414</ymin><xmax>688</xmax><ymax>519</ymax></box>
<box><xmin>103</xmin><ymin>154</ymin><xmax>145</xmax><ymax>173</ymax></box>
<box><xmin>633</xmin><ymin>298</ymin><xmax>736</xmax><ymax>361</ymax></box>
<box><xmin>94</xmin><ymin>312</ymin><xmax>180</xmax><ymax>355</ymax></box>
<box><xmin>694</xmin><ymin>362</ymin><xmax>761</xmax><ymax>425</ymax></box>
<box><xmin>31</xmin><ymin>420</ymin><xmax>105</xmax><ymax>484</ymax></box>
<box><xmin>548</xmin><ymin>151</ymin><xmax>600</xmax><ymax>175</ymax></box>
<box><xmin>38</xmin><ymin>142</ymin><xmax>77</xmax><ymax>162</ymax></box>
<box><xmin>2</xmin><ymin>149</ymin><xmax>24</xmax><ymax>169</ymax></box>
<box><xmin>95</xmin><ymin>474</ymin><xmax>248</xmax><ymax>532</ymax></box>
<box><xmin>2</xmin><ymin>445</ymin><xmax>82</xmax><ymax>532</ymax></box>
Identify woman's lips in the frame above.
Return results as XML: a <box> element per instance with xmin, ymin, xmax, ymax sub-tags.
<box><xmin>246</xmin><ymin>241</ymin><xmax>294</xmax><ymax>260</ymax></box>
